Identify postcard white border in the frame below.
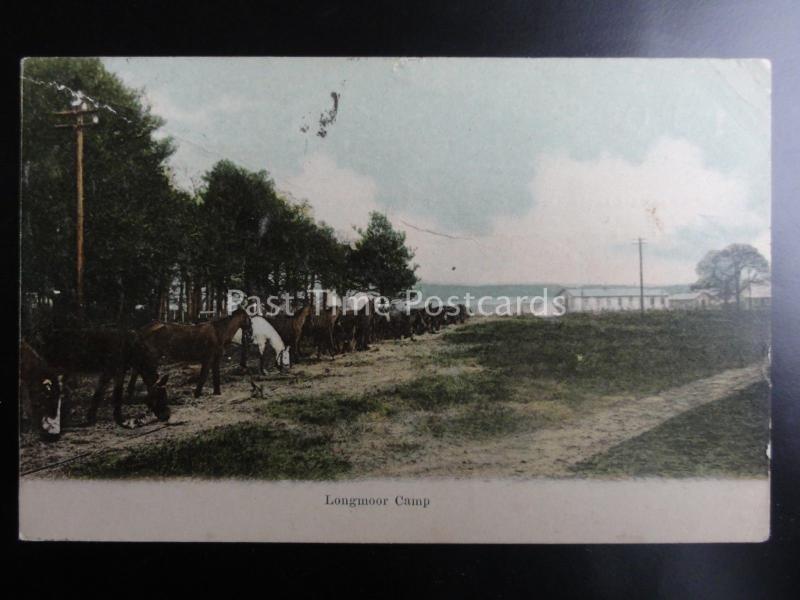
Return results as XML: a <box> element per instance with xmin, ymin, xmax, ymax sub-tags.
<box><xmin>19</xmin><ymin>478</ymin><xmax>769</xmax><ymax>543</ymax></box>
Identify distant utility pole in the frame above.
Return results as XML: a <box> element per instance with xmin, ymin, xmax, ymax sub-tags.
<box><xmin>637</xmin><ymin>237</ymin><xmax>645</xmax><ymax>315</ymax></box>
<box><xmin>54</xmin><ymin>102</ymin><xmax>98</xmax><ymax>317</ymax></box>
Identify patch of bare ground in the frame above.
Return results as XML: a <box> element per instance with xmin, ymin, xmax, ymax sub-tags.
<box><xmin>20</xmin><ymin>327</ymin><xmax>468</xmax><ymax>477</ymax></box>
<box><xmin>20</xmin><ymin>314</ymin><xmax>768</xmax><ymax>480</ymax></box>
<box><xmin>354</xmin><ymin>363</ymin><xmax>764</xmax><ymax>479</ymax></box>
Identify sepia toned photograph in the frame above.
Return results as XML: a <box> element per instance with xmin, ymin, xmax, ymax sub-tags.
<box><xmin>18</xmin><ymin>57</ymin><xmax>771</xmax><ymax>542</ymax></box>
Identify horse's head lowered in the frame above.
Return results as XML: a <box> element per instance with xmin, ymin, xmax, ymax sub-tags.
<box><xmin>132</xmin><ymin>335</ymin><xmax>171</xmax><ymax>422</ymax></box>
<box><xmin>232</xmin><ymin>307</ymin><xmax>253</xmax><ymax>339</ymax></box>
<box><xmin>20</xmin><ymin>341</ymin><xmax>62</xmax><ymax>440</ymax></box>
<box><xmin>147</xmin><ymin>374</ymin><xmax>171</xmax><ymax>422</ymax></box>
<box><xmin>35</xmin><ymin>373</ymin><xmax>63</xmax><ymax>439</ymax></box>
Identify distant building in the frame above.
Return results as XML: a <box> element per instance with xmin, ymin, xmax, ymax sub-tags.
<box><xmin>556</xmin><ymin>286</ymin><xmax>669</xmax><ymax>313</ymax></box>
<box><xmin>668</xmin><ymin>290</ymin><xmax>717</xmax><ymax>310</ymax></box>
<box><xmin>742</xmin><ymin>282</ymin><xmax>771</xmax><ymax>309</ymax></box>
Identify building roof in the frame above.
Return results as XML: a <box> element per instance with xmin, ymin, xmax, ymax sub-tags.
<box><xmin>558</xmin><ymin>286</ymin><xmax>668</xmax><ymax>298</ymax></box>
<box><xmin>668</xmin><ymin>291</ymin><xmax>713</xmax><ymax>301</ymax></box>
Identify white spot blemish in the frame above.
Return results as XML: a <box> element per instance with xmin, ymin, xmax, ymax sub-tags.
<box><xmin>41</xmin><ymin>397</ymin><xmax>61</xmax><ymax>435</ymax></box>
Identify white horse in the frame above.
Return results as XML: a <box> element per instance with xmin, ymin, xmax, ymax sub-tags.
<box><xmin>232</xmin><ymin>315</ymin><xmax>291</xmax><ymax>374</ymax></box>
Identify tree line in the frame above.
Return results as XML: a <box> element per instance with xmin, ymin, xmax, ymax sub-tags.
<box><xmin>21</xmin><ymin>58</ymin><xmax>418</xmax><ymax>335</ymax></box>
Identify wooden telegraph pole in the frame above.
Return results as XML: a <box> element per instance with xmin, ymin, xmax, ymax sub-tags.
<box><xmin>55</xmin><ymin>102</ymin><xmax>98</xmax><ymax>318</ymax></box>
<box><xmin>637</xmin><ymin>237</ymin><xmax>645</xmax><ymax>315</ymax></box>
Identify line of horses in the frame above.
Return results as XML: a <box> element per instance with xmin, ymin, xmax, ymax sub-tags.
<box><xmin>19</xmin><ymin>294</ymin><xmax>470</xmax><ymax>441</ymax></box>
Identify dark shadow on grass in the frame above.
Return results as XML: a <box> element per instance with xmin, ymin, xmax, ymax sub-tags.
<box><xmin>571</xmin><ymin>381</ymin><xmax>770</xmax><ymax>478</ymax></box>
<box><xmin>68</xmin><ymin>423</ymin><xmax>351</xmax><ymax>479</ymax></box>
<box><xmin>262</xmin><ymin>392</ymin><xmax>390</xmax><ymax>425</ymax></box>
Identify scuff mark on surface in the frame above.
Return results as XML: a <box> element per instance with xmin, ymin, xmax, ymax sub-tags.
<box><xmin>21</xmin><ymin>76</ymin><xmax>133</xmax><ymax>124</ymax></box>
<box><xmin>645</xmin><ymin>204</ymin><xmax>664</xmax><ymax>233</ymax></box>
<box><xmin>316</xmin><ymin>91</ymin><xmax>340</xmax><ymax>138</ymax></box>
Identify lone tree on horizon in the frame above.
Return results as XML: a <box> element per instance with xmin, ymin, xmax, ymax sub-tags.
<box><xmin>692</xmin><ymin>243</ymin><xmax>769</xmax><ymax>309</ymax></box>
<box><xmin>350</xmin><ymin>212</ymin><xmax>419</xmax><ymax>298</ymax></box>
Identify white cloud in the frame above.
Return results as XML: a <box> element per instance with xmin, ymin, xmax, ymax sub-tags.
<box><xmin>278</xmin><ymin>153</ymin><xmax>381</xmax><ymax>240</ymax></box>
<box><xmin>399</xmin><ymin>137</ymin><xmax>769</xmax><ymax>285</ymax></box>
<box><xmin>142</xmin><ymin>88</ymin><xmax>258</xmax><ymax>131</ymax></box>
<box><xmin>144</xmin><ymin>89</ymin><xmax>211</xmax><ymax>127</ymax></box>
<box><xmin>525</xmin><ymin>138</ymin><xmax>760</xmax><ymax>244</ymax></box>
<box><xmin>273</xmin><ymin>140</ymin><xmax>769</xmax><ymax>287</ymax></box>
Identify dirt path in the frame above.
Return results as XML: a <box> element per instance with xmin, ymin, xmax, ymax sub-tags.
<box><xmin>364</xmin><ymin>363</ymin><xmax>765</xmax><ymax>479</ymax></box>
<box><xmin>20</xmin><ymin>320</ymin><xmax>766</xmax><ymax>479</ymax></box>
<box><xmin>19</xmin><ymin>332</ymin><xmax>462</xmax><ymax>477</ymax></box>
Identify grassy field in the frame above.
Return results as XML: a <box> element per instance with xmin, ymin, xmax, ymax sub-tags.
<box><xmin>71</xmin><ymin>424</ymin><xmax>351</xmax><ymax>479</ymax></box>
<box><xmin>440</xmin><ymin>310</ymin><xmax>770</xmax><ymax>395</ymax></box>
<box><xmin>66</xmin><ymin>310</ymin><xmax>770</xmax><ymax>479</ymax></box>
<box><xmin>571</xmin><ymin>381</ymin><xmax>770</xmax><ymax>478</ymax></box>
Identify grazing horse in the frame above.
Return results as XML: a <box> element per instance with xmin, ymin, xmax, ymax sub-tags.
<box><xmin>386</xmin><ymin>307</ymin><xmax>415</xmax><ymax>340</ymax></box>
<box><xmin>129</xmin><ymin>307</ymin><xmax>252</xmax><ymax>398</ymax></box>
<box><xmin>266</xmin><ymin>301</ymin><xmax>313</xmax><ymax>363</ymax></box>
<box><xmin>19</xmin><ymin>340</ymin><xmax>62</xmax><ymax>439</ymax></box>
<box><xmin>373</xmin><ymin>310</ymin><xmax>392</xmax><ymax>340</ymax></box>
<box><xmin>457</xmin><ymin>303</ymin><xmax>470</xmax><ymax>323</ymax></box>
<box><xmin>342</xmin><ymin>294</ymin><xmax>374</xmax><ymax>350</ymax></box>
<box><xmin>442</xmin><ymin>303</ymin><xmax>461</xmax><ymax>326</ymax></box>
<box><xmin>410</xmin><ymin>307</ymin><xmax>430</xmax><ymax>335</ymax></box>
<box><xmin>42</xmin><ymin>328</ymin><xmax>170</xmax><ymax>427</ymax></box>
<box><xmin>304</xmin><ymin>305</ymin><xmax>340</xmax><ymax>359</ymax></box>
<box><xmin>352</xmin><ymin>299</ymin><xmax>374</xmax><ymax>351</ymax></box>
<box><xmin>232</xmin><ymin>315</ymin><xmax>290</xmax><ymax>375</ymax></box>
<box><xmin>335</xmin><ymin>314</ymin><xmax>358</xmax><ymax>353</ymax></box>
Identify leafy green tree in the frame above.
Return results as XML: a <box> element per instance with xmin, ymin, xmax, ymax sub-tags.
<box><xmin>21</xmin><ymin>57</ymin><xmax>186</xmax><ymax>324</ymax></box>
<box><xmin>308</xmin><ymin>223</ymin><xmax>351</xmax><ymax>296</ymax></box>
<box><xmin>693</xmin><ymin>243</ymin><xmax>769</xmax><ymax>309</ymax></box>
<box><xmin>195</xmin><ymin>161</ymin><xmax>354</xmax><ymax>303</ymax></box>
<box><xmin>349</xmin><ymin>212</ymin><xmax>418</xmax><ymax>297</ymax></box>
<box><xmin>195</xmin><ymin>160</ymin><xmax>283</xmax><ymax>306</ymax></box>
<box><xmin>21</xmin><ymin>59</ymin><xmax>411</xmax><ymax>329</ymax></box>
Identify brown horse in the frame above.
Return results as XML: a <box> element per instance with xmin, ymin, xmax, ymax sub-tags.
<box><xmin>20</xmin><ymin>340</ymin><xmax>63</xmax><ymax>439</ymax></box>
<box><xmin>335</xmin><ymin>314</ymin><xmax>357</xmax><ymax>353</ymax></box>
<box><xmin>304</xmin><ymin>305</ymin><xmax>340</xmax><ymax>359</ymax></box>
<box><xmin>128</xmin><ymin>307</ymin><xmax>251</xmax><ymax>398</ymax></box>
<box><xmin>266</xmin><ymin>301</ymin><xmax>313</xmax><ymax>364</ymax></box>
<box><xmin>42</xmin><ymin>328</ymin><xmax>170</xmax><ymax>427</ymax></box>
<box><xmin>353</xmin><ymin>299</ymin><xmax>374</xmax><ymax>351</ymax></box>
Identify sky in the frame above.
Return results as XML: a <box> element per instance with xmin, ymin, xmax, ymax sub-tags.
<box><xmin>102</xmin><ymin>57</ymin><xmax>771</xmax><ymax>286</ymax></box>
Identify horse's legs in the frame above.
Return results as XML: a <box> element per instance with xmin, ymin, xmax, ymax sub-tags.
<box><xmin>86</xmin><ymin>371</ymin><xmax>112</xmax><ymax>425</ymax></box>
<box><xmin>259</xmin><ymin>350</ymin><xmax>266</xmax><ymax>375</ymax></box>
<box><xmin>239</xmin><ymin>334</ymin><xmax>248</xmax><ymax>368</ymax></box>
<box><xmin>59</xmin><ymin>373</ymin><xmax>74</xmax><ymax>427</ymax></box>
<box><xmin>212</xmin><ymin>352</ymin><xmax>221</xmax><ymax>395</ymax></box>
<box><xmin>327</xmin><ymin>330</ymin><xmax>336</xmax><ymax>358</ymax></box>
<box><xmin>194</xmin><ymin>359</ymin><xmax>210</xmax><ymax>398</ymax></box>
<box><xmin>125</xmin><ymin>367</ymin><xmax>139</xmax><ymax>399</ymax></box>
<box><xmin>112</xmin><ymin>369</ymin><xmax>125</xmax><ymax>425</ymax></box>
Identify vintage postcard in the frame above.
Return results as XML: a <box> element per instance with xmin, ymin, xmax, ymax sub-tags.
<box><xmin>19</xmin><ymin>57</ymin><xmax>770</xmax><ymax>542</ymax></box>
